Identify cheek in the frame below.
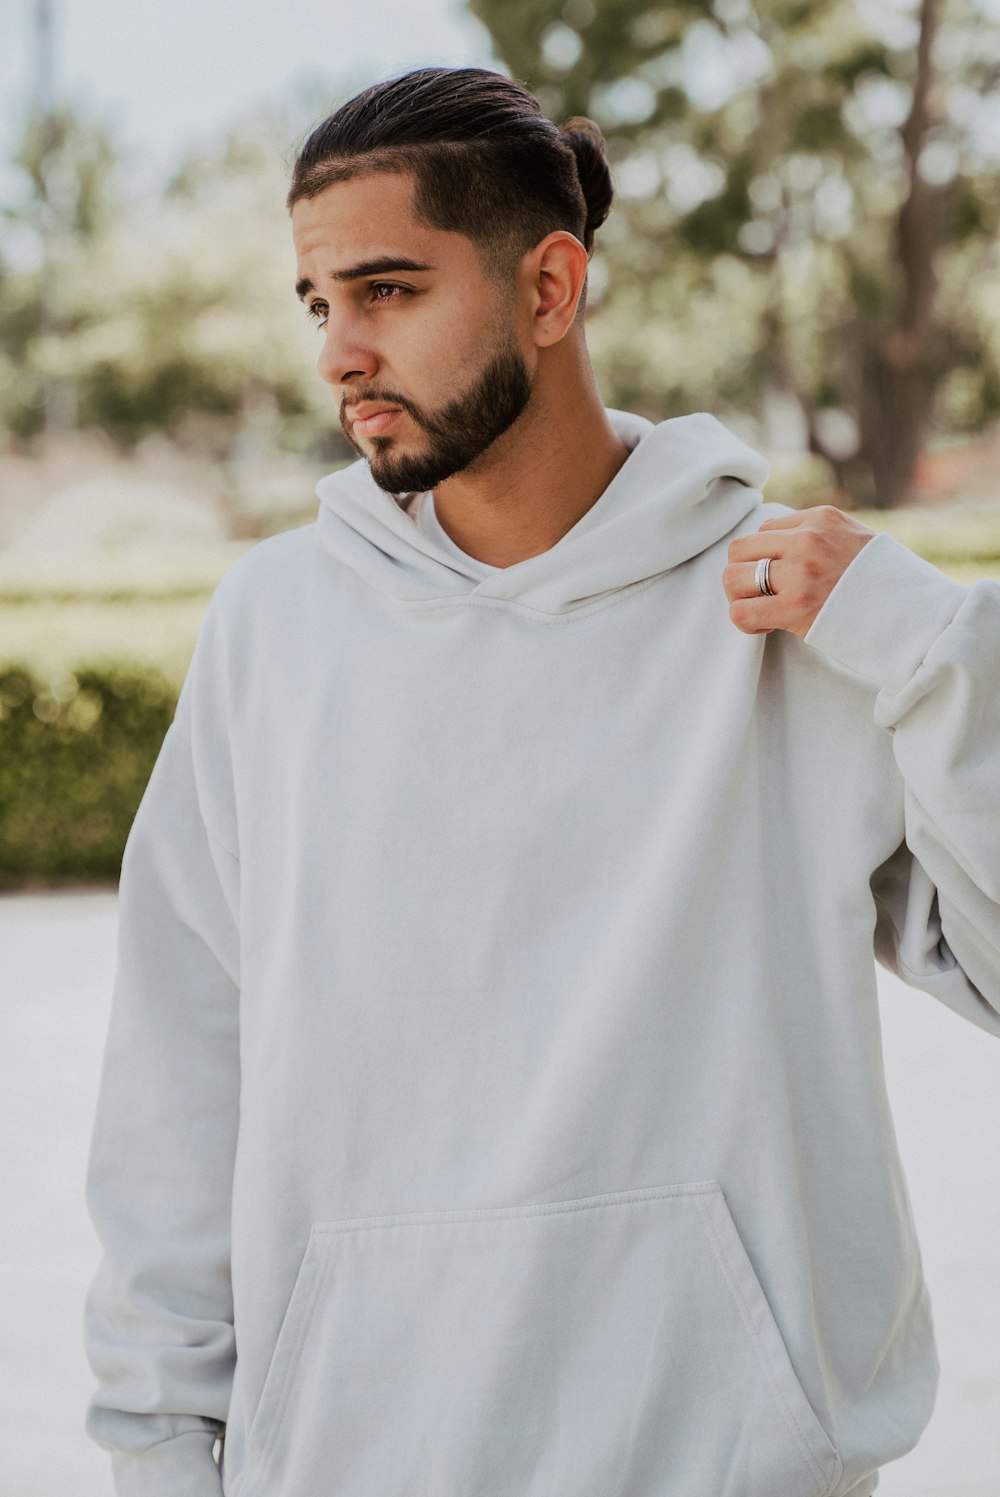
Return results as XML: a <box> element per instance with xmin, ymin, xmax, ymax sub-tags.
<box><xmin>405</xmin><ymin>309</ymin><xmax>491</xmax><ymax>391</ymax></box>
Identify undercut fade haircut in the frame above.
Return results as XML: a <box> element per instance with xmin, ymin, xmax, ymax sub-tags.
<box><xmin>287</xmin><ymin>67</ymin><xmax>614</xmax><ymax>295</ymax></box>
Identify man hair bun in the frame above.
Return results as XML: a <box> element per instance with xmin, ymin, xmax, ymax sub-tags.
<box><xmin>560</xmin><ymin>116</ymin><xmax>614</xmax><ymax>252</ymax></box>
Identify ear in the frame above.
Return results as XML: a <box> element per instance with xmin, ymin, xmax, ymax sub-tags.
<box><xmin>524</xmin><ymin>231</ymin><xmax>590</xmax><ymax>347</ymax></box>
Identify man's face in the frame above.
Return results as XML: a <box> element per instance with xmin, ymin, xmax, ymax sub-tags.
<box><xmin>292</xmin><ymin>171</ymin><xmax>534</xmax><ymax>493</ymax></box>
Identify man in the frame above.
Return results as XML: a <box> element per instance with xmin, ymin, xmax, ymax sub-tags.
<box><xmin>84</xmin><ymin>67</ymin><xmax>1000</xmax><ymax>1497</ymax></box>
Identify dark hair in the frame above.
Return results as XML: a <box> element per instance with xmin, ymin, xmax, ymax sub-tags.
<box><xmin>287</xmin><ymin>67</ymin><xmax>614</xmax><ymax>285</ymax></box>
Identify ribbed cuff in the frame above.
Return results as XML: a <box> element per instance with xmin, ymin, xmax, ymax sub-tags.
<box><xmin>111</xmin><ymin>1430</ymin><xmax>223</xmax><ymax>1497</ymax></box>
<box><xmin>803</xmin><ymin>530</ymin><xmax>967</xmax><ymax>692</ymax></box>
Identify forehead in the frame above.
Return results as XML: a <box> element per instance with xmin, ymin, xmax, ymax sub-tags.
<box><xmin>291</xmin><ymin>170</ymin><xmax>467</xmax><ymax>268</ymax></box>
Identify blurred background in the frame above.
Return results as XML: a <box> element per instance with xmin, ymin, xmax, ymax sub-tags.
<box><xmin>1</xmin><ymin>2</ymin><xmax>999</xmax><ymax>1494</ymax></box>
<box><xmin>4</xmin><ymin>0</ymin><xmax>1000</xmax><ymax>884</ymax></box>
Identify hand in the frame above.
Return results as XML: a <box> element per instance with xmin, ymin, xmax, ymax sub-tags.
<box><xmin>723</xmin><ymin>505</ymin><xmax>877</xmax><ymax>637</ymax></box>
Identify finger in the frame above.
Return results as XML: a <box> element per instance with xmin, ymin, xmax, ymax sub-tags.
<box><xmin>757</xmin><ymin>513</ymin><xmax>808</xmax><ymax>531</ymax></box>
<box><xmin>728</xmin><ymin>595</ymin><xmax>783</xmax><ymax>634</ymax></box>
<box><xmin>727</xmin><ymin>531</ymin><xmax>792</xmax><ymax>564</ymax></box>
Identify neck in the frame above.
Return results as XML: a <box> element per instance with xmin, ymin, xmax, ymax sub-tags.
<box><xmin>430</xmin><ymin>349</ymin><xmax>631</xmax><ymax>569</ymax></box>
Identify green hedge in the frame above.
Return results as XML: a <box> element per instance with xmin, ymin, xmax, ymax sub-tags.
<box><xmin>0</xmin><ymin>664</ymin><xmax>177</xmax><ymax>888</ymax></box>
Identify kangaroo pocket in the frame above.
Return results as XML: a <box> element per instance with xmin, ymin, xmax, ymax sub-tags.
<box><xmin>246</xmin><ymin>1181</ymin><xmax>843</xmax><ymax>1497</ymax></box>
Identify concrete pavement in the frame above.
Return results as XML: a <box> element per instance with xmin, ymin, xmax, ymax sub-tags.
<box><xmin>1</xmin><ymin>889</ymin><xmax>998</xmax><ymax>1496</ymax></box>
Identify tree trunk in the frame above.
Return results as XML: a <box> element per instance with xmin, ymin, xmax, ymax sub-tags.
<box><xmin>864</xmin><ymin>0</ymin><xmax>942</xmax><ymax>507</ymax></box>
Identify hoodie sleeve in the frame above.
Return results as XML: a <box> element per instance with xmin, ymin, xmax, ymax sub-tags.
<box><xmin>84</xmin><ymin>596</ymin><xmax>240</xmax><ymax>1497</ymax></box>
<box><xmin>803</xmin><ymin>530</ymin><xmax>1000</xmax><ymax>1038</ymax></box>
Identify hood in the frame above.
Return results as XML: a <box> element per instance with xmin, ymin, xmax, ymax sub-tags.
<box><xmin>313</xmin><ymin>409</ymin><xmax>769</xmax><ymax>616</ymax></box>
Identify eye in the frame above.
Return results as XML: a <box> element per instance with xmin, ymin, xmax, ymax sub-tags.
<box><xmin>306</xmin><ymin>300</ymin><xmax>329</xmax><ymax>327</ymax></box>
<box><xmin>369</xmin><ymin>282</ymin><xmax>411</xmax><ymax>302</ymax></box>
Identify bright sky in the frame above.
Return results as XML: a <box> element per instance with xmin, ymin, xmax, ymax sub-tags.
<box><xmin>1</xmin><ymin>0</ymin><xmax>497</xmax><ymax>177</ymax></box>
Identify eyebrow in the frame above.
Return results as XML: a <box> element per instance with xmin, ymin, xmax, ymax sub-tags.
<box><xmin>295</xmin><ymin>257</ymin><xmax>435</xmax><ymax>300</ymax></box>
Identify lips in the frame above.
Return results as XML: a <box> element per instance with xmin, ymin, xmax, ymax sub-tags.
<box><xmin>349</xmin><ymin>406</ymin><xmax>403</xmax><ymax>438</ymax></box>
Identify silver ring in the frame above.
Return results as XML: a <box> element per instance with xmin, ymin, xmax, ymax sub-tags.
<box><xmin>755</xmin><ymin>557</ymin><xmax>775</xmax><ymax>597</ymax></box>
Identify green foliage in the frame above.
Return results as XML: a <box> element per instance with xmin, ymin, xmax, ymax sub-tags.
<box><xmin>470</xmin><ymin>0</ymin><xmax>1000</xmax><ymax>505</ymax></box>
<box><xmin>12</xmin><ymin>106</ymin><xmax>121</xmax><ymax>238</ymax></box>
<box><xmin>76</xmin><ymin>357</ymin><xmax>242</xmax><ymax>443</ymax></box>
<box><xmin>676</xmin><ymin>156</ymin><xmax>752</xmax><ymax>256</ymax></box>
<box><xmin>0</xmin><ymin>664</ymin><xmax>176</xmax><ymax>887</ymax></box>
<box><xmin>4</xmin><ymin>16</ymin><xmax>1000</xmax><ymax>501</ymax></box>
<box><xmin>0</xmin><ymin>102</ymin><xmax>337</xmax><ymax>455</ymax></box>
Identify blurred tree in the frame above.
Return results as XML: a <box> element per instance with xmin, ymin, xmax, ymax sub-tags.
<box><xmin>15</xmin><ymin>104</ymin><xmax>119</xmax><ymax>240</ymax></box>
<box><xmin>0</xmin><ymin>106</ymin><xmax>121</xmax><ymax>437</ymax></box>
<box><xmin>0</xmin><ymin>101</ymin><xmax>343</xmax><ymax>457</ymax></box>
<box><xmin>470</xmin><ymin>0</ymin><xmax>1000</xmax><ymax>505</ymax></box>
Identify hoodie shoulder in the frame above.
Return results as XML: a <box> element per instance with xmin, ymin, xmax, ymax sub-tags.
<box><xmin>208</xmin><ymin>522</ymin><xmax>323</xmax><ymax>620</ymax></box>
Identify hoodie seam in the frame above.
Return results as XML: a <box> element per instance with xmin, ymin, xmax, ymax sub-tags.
<box><xmin>110</xmin><ymin>1425</ymin><xmax>221</xmax><ymax>1458</ymax></box>
<box><xmin>696</xmin><ymin>1192</ymin><xmax>836</xmax><ymax>1494</ymax></box>
<box><xmin>170</xmin><ymin>717</ymin><xmax>241</xmax><ymax>862</ymax></box>
<box><xmin>345</xmin><ymin>570</ymin><xmax>668</xmax><ymax>624</ymax></box>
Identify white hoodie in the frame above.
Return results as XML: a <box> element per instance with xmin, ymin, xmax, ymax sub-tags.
<box><xmin>84</xmin><ymin>410</ymin><xmax>1000</xmax><ymax>1497</ymax></box>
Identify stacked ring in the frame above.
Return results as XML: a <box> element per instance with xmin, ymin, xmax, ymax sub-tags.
<box><xmin>755</xmin><ymin>557</ymin><xmax>776</xmax><ymax>597</ymax></box>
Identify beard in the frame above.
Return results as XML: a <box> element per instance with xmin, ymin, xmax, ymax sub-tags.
<box><xmin>340</xmin><ymin>336</ymin><xmax>534</xmax><ymax>495</ymax></box>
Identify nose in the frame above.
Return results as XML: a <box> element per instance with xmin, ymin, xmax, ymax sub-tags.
<box><xmin>316</xmin><ymin>314</ymin><xmax>377</xmax><ymax>390</ymax></box>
